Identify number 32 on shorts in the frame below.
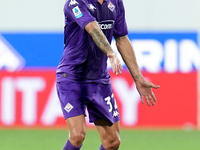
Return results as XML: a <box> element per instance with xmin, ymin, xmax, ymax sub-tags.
<box><xmin>104</xmin><ymin>93</ymin><xmax>119</xmax><ymax>117</ymax></box>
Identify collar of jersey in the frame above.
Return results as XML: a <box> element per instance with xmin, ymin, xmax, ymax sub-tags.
<box><xmin>93</xmin><ymin>0</ymin><xmax>108</xmax><ymax>3</ymax></box>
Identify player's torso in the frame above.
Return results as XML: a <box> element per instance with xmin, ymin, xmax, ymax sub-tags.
<box><xmin>85</xmin><ymin>0</ymin><xmax>118</xmax><ymax>38</ymax></box>
<box><xmin>87</xmin><ymin>0</ymin><xmax>117</xmax><ymax>28</ymax></box>
<box><xmin>58</xmin><ymin>0</ymin><xmax>120</xmax><ymax>81</ymax></box>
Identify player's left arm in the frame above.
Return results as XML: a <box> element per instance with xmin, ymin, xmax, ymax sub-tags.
<box><xmin>114</xmin><ymin>35</ymin><xmax>160</xmax><ymax>106</ymax></box>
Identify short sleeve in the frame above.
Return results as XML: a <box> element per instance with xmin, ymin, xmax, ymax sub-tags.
<box><xmin>113</xmin><ymin>0</ymin><xmax>129</xmax><ymax>37</ymax></box>
<box><xmin>64</xmin><ymin>0</ymin><xmax>96</xmax><ymax>29</ymax></box>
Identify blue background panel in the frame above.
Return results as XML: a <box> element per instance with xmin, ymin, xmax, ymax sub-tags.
<box><xmin>2</xmin><ymin>32</ymin><xmax>198</xmax><ymax>68</ymax></box>
<box><xmin>2</xmin><ymin>33</ymin><xmax>64</xmax><ymax>67</ymax></box>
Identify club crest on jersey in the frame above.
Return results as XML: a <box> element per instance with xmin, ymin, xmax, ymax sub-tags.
<box><xmin>108</xmin><ymin>2</ymin><xmax>115</xmax><ymax>12</ymax></box>
<box><xmin>72</xmin><ymin>6</ymin><xmax>83</xmax><ymax>18</ymax></box>
<box><xmin>64</xmin><ymin>103</ymin><xmax>74</xmax><ymax>113</ymax></box>
<box><xmin>69</xmin><ymin>0</ymin><xmax>79</xmax><ymax>6</ymax></box>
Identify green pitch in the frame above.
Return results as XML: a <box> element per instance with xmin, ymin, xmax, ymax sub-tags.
<box><xmin>0</xmin><ymin>129</ymin><xmax>200</xmax><ymax>150</ymax></box>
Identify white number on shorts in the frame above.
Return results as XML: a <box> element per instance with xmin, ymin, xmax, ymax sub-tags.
<box><xmin>104</xmin><ymin>96</ymin><xmax>113</xmax><ymax>112</ymax></box>
<box><xmin>104</xmin><ymin>93</ymin><xmax>118</xmax><ymax>113</ymax></box>
<box><xmin>111</xmin><ymin>93</ymin><xmax>118</xmax><ymax>109</ymax></box>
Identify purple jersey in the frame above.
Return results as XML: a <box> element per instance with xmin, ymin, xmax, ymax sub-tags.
<box><xmin>56</xmin><ymin>0</ymin><xmax>128</xmax><ymax>83</ymax></box>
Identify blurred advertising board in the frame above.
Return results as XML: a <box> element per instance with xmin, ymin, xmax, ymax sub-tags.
<box><xmin>0</xmin><ymin>32</ymin><xmax>199</xmax><ymax>128</ymax></box>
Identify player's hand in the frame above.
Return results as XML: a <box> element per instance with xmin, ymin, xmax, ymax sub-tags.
<box><xmin>135</xmin><ymin>79</ymin><xmax>160</xmax><ymax>106</ymax></box>
<box><xmin>107</xmin><ymin>52</ymin><xmax>123</xmax><ymax>75</ymax></box>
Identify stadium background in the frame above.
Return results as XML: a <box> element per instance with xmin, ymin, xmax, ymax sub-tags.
<box><xmin>0</xmin><ymin>0</ymin><xmax>200</xmax><ymax>149</ymax></box>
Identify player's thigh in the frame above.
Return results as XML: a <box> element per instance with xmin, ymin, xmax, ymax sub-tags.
<box><xmin>95</xmin><ymin>120</ymin><xmax>120</xmax><ymax>142</ymax></box>
<box><xmin>87</xmin><ymin>83</ymin><xmax>120</xmax><ymax>125</ymax></box>
<box><xmin>56</xmin><ymin>81</ymin><xmax>86</xmax><ymax>119</ymax></box>
<box><xmin>66</xmin><ymin>115</ymin><xmax>86</xmax><ymax>137</ymax></box>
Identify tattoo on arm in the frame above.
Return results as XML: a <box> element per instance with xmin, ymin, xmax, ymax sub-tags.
<box><xmin>91</xmin><ymin>27</ymin><xmax>113</xmax><ymax>54</ymax></box>
<box><xmin>134</xmin><ymin>75</ymin><xmax>140</xmax><ymax>81</ymax></box>
<box><xmin>114</xmin><ymin>35</ymin><xmax>126</xmax><ymax>42</ymax></box>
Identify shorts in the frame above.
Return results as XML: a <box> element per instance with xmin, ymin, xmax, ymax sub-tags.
<box><xmin>56</xmin><ymin>80</ymin><xmax>120</xmax><ymax>125</ymax></box>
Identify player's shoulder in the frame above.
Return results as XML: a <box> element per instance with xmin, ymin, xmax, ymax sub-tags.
<box><xmin>65</xmin><ymin>0</ymin><xmax>87</xmax><ymax>7</ymax></box>
<box><xmin>64</xmin><ymin>0</ymin><xmax>88</xmax><ymax>14</ymax></box>
<box><xmin>116</xmin><ymin>0</ymin><xmax>124</xmax><ymax>4</ymax></box>
<box><xmin>109</xmin><ymin>0</ymin><xmax>124</xmax><ymax>7</ymax></box>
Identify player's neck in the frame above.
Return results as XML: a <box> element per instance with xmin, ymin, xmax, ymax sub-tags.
<box><xmin>98</xmin><ymin>0</ymin><xmax>104</xmax><ymax>5</ymax></box>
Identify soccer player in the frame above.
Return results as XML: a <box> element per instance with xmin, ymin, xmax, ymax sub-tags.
<box><xmin>56</xmin><ymin>0</ymin><xmax>160</xmax><ymax>149</ymax></box>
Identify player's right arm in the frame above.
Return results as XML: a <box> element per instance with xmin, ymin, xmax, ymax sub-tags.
<box><xmin>85</xmin><ymin>21</ymin><xmax>123</xmax><ymax>75</ymax></box>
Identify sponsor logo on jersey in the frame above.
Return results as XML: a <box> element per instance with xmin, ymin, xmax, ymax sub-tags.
<box><xmin>69</xmin><ymin>0</ymin><xmax>79</xmax><ymax>6</ymax></box>
<box><xmin>72</xmin><ymin>6</ymin><xmax>83</xmax><ymax>18</ymax></box>
<box><xmin>98</xmin><ymin>20</ymin><xmax>115</xmax><ymax>30</ymax></box>
<box><xmin>108</xmin><ymin>2</ymin><xmax>115</xmax><ymax>12</ymax></box>
<box><xmin>64</xmin><ymin>103</ymin><xmax>74</xmax><ymax>113</ymax></box>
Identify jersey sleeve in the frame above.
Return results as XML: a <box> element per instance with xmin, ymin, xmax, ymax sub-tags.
<box><xmin>113</xmin><ymin>0</ymin><xmax>129</xmax><ymax>37</ymax></box>
<box><xmin>64</xmin><ymin>0</ymin><xmax>96</xmax><ymax>29</ymax></box>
